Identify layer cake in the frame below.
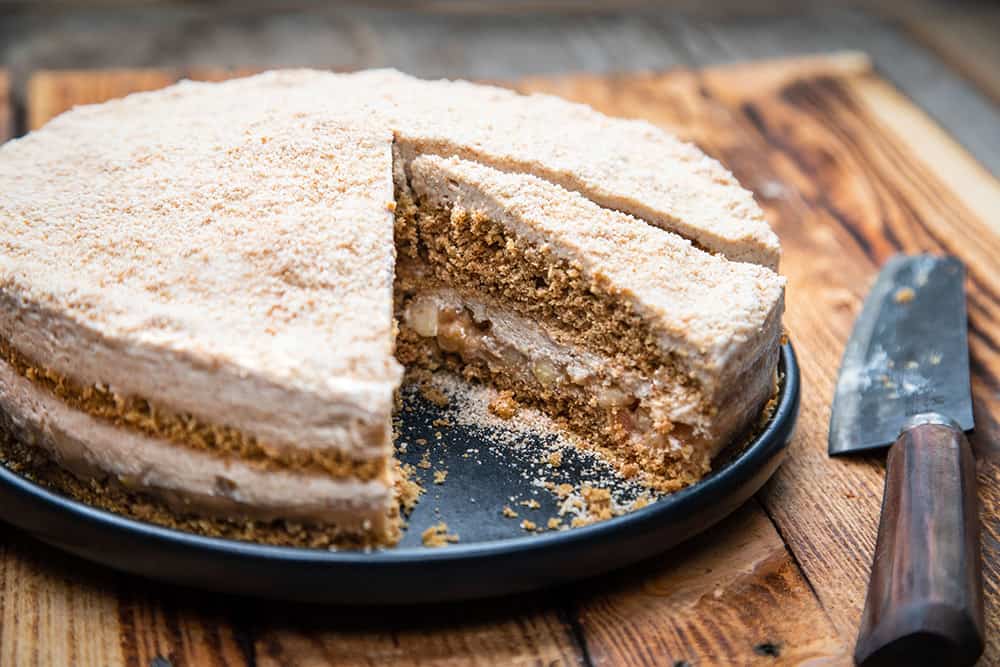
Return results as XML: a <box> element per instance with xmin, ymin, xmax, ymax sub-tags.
<box><xmin>0</xmin><ymin>70</ymin><xmax>785</xmax><ymax>547</ymax></box>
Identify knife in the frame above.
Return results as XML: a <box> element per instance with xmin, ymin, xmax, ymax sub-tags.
<box><xmin>829</xmin><ymin>255</ymin><xmax>983</xmax><ymax>666</ymax></box>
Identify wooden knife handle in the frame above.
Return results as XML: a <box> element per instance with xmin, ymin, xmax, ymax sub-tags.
<box><xmin>855</xmin><ymin>417</ymin><xmax>984</xmax><ymax>666</ymax></box>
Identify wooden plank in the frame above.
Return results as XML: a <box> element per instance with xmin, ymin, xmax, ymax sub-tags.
<box><xmin>254</xmin><ymin>599</ymin><xmax>581</xmax><ymax>666</ymax></box>
<box><xmin>902</xmin><ymin>10</ymin><xmax>1000</xmax><ymax>106</ymax></box>
<box><xmin>0</xmin><ymin>533</ymin><xmax>248</xmax><ymax>666</ymax></box>
<box><xmin>570</xmin><ymin>503</ymin><xmax>848</xmax><ymax>665</ymax></box>
<box><xmin>26</xmin><ymin>68</ymin><xmax>260</xmax><ymax>130</ymax></box>
<box><xmin>0</xmin><ymin>71</ymin><xmax>10</xmax><ymax>141</ymax></box>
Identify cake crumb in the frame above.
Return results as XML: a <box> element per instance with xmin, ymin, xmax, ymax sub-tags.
<box><xmin>488</xmin><ymin>390</ymin><xmax>519</xmax><ymax>419</ymax></box>
<box><xmin>630</xmin><ymin>494</ymin><xmax>652</xmax><ymax>511</ymax></box>
<box><xmin>582</xmin><ymin>484</ymin><xmax>614</xmax><ymax>520</ymax></box>
<box><xmin>422</xmin><ymin>522</ymin><xmax>458</xmax><ymax>547</ymax></box>
<box><xmin>520</xmin><ymin>519</ymin><xmax>537</xmax><ymax>532</ymax></box>
<box><xmin>894</xmin><ymin>286</ymin><xmax>916</xmax><ymax>303</ymax></box>
<box><xmin>415</xmin><ymin>438</ymin><xmax>428</xmax><ymax>446</ymax></box>
<box><xmin>395</xmin><ymin>463</ymin><xmax>424</xmax><ymax>516</ymax></box>
<box><xmin>420</xmin><ymin>384</ymin><xmax>449</xmax><ymax>407</ymax></box>
<box><xmin>547</xmin><ymin>450</ymin><xmax>563</xmax><ymax>468</ymax></box>
<box><xmin>502</xmin><ymin>505</ymin><xmax>519</xmax><ymax>518</ymax></box>
<box><xmin>520</xmin><ymin>499</ymin><xmax>541</xmax><ymax>509</ymax></box>
<box><xmin>433</xmin><ymin>469</ymin><xmax>448</xmax><ymax>485</ymax></box>
<box><xmin>547</xmin><ymin>517</ymin><xmax>562</xmax><ymax>530</ymax></box>
<box><xmin>431</xmin><ymin>418</ymin><xmax>451</xmax><ymax>427</ymax></box>
<box><xmin>553</xmin><ymin>483</ymin><xmax>574</xmax><ymax>499</ymax></box>
<box><xmin>417</xmin><ymin>452</ymin><xmax>431</xmax><ymax>469</ymax></box>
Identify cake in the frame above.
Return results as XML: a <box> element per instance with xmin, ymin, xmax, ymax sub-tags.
<box><xmin>0</xmin><ymin>70</ymin><xmax>785</xmax><ymax>548</ymax></box>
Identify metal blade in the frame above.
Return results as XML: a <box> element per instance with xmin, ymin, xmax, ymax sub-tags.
<box><xmin>829</xmin><ymin>255</ymin><xmax>974</xmax><ymax>456</ymax></box>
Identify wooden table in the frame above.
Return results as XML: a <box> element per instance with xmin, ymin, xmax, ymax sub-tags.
<box><xmin>1</xmin><ymin>52</ymin><xmax>998</xmax><ymax>666</ymax></box>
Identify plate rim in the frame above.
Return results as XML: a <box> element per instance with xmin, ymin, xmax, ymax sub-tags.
<box><xmin>0</xmin><ymin>343</ymin><xmax>800</xmax><ymax>566</ymax></box>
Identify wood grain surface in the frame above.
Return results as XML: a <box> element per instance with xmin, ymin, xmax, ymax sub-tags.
<box><xmin>3</xmin><ymin>53</ymin><xmax>999</xmax><ymax>665</ymax></box>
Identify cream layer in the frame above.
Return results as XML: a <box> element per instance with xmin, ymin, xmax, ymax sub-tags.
<box><xmin>401</xmin><ymin>285</ymin><xmax>777</xmax><ymax>456</ymax></box>
<box><xmin>0</xmin><ymin>295</ymin><xmax>394</xmax><ymax>461</ymax></box>
<box><xmin>0</xmin><ymin>356</ymin><xmax>394</xmax><ymax>529</ymax></box>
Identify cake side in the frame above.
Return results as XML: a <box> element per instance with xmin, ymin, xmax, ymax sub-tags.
<box><xmin>0</xmin><ymin>356</ymin><xmax>400</xmax><ymax>547</ymax></box>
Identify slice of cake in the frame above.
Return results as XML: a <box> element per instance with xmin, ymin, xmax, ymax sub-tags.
<box><xmin>0</xmin><ymin>69</ymin><xmax>785</xmax><ymax>547</ymax></box>
<box><xmin>395</xmin><ymin>155</ymin><xmax>784</xmax><ymax>490</ymax></box>
<box><xmin>0</xmin><ymin>108</ymin><xmax>404</xmax><ymax>546</ymax></box>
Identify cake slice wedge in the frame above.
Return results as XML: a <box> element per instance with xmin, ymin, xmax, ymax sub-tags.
<box><xmin>394</xmin><ymin>155</ymin><xmax>785</xmax><ymax>490</ymax></box>
<box><xmin>0</xmin><ymin>107</ymin><xmax>404</xmax><ymax>546</ymax></box>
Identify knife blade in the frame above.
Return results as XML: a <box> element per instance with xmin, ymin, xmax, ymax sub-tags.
<box><xmin>829</xmin><ymin>254</ymin><xmax>973</xmax><ymax>455</ymax></box>
<box><xmin>828</xmin><ymin>254</ymin><xmax>983</xmax><ymax>667</ymax></box>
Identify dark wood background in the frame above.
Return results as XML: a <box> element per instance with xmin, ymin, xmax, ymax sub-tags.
<box><xmin>0</xmin><ymin>3</ymin><xmax>998</xmax><ymax>666</ymax></box>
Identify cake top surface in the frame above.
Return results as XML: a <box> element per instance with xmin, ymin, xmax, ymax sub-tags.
<box><xmin>74</xmin><ymin>68</ymin><xmax>778</xmax><ymax>268</ymax></box>
<box><xmin>0</xmin><ymin>99</ymin><xmax>401</xmax><ymax>395</ymax></box>
<box><xmin>409</xmin><ymin>154</ymin><xmax>785</xmax><ymax>366</ymax></box>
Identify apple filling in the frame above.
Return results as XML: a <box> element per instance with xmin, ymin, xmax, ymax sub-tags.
<box><xmin>402</xmin><ymin>294</ymin><xmax>696</xmax><ymax>452</ymax></box>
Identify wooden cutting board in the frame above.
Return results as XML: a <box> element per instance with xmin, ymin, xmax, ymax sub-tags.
<box><xmin>2</xmin><ymin>52</ymin><xmax>998</xmax><ymax>666</ymax></box>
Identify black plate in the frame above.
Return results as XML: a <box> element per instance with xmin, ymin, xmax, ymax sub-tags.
<box><xmin>0</xmin><ymin>344</ymin><xmax>799</xmax><ymax>604</ymax></box>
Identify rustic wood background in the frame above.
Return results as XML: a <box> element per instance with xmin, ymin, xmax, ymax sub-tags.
<box><xmin>0</xmin><ymin>3</ymin><xmax>998</xmax><ymax>666</ymax></box>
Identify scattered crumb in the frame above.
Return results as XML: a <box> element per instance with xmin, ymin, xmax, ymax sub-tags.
<box><xmin>433</xmin><ymin>469</ymin><xmax>448</xmax><ymax>485</ymax></box>
<box><xmin>894</xmin><ymin>286</ymin><xmax>916</xmax><ymax>303</ymax></box>
<box><xmin>520</xmin><ymin>499</ymin><xmax>541</xmax><ymax>509</ymax></box>
<box><xmin>488</xmin><ymin>390</ymin><xmax>519</xmax><ymax>419</ymax></box>
<box><xmin>630</xmin><ymin>494</ymin><xmax>652</xmax><ymax>511</ymax></box>
<box><xmin>553</xmin><ymin>483</ymin><xmax>574</xmax><ymax>499</ymax></box>
<box><xmin>582</xmin><ymin>485</ymin><xmax>614</xmax><ymax>521</ymax></box>
<box><xmin>547</xmin><ymin>517</ymin><xmax>562</xmax><ymax>530</ymax></box>
<box><xmin>415</xmin><ymin>438</ymin><xmax>428</xmax><ymax>446</ymax></box>
<box><xmin>502</xmin><ymin>505</ymin><xmax>519</xmax><ymax>518</ymax></box>
<box><xmin>420</xmin><ymin>383</ymin><xmax>449</xmax><ymax>407</ymax></box>
<box><xmin>431</xmin><ymin>418</ymin><xmax>451</xmax><ymax>427</ymax></box>
<box><xmin>434</xmin><ymin>431</ymin><xmax>443</xmax><ymax>440</ymax></box>
<box><xmin>421</xmin><ymin>522</ymin><xmax>459</xmax><ymax>547</ymax></box>
<box><xmin>905</xmin><ymin>360</ymin><xmax>919</xmax><ymax>369</ymax></box>
<box><xmin>547</xmin><ymin>450</ymin><xmax>563</xmax><ymax>468</ymax></box>
<box><xmin>417</xmin><ymin>452</ymin><xmax>431</xmax><ymax>469</ymax></box>
<box><xmin>520</xmin><ymin>520</ymin><xmax>537</xmax><ymax>532</ymax></box>
<box><xmin>929</xmin><ymin>353</ymin><xmax>942</xmax><ymax>365</ymax></box>
<box><xmin>395</xmin><ymin>463</ymin><xmax>424</xmax><ymax>516</ymax></box>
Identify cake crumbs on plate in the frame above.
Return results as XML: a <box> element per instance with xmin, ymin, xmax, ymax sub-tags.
<box><xmin>520</xmin><ymin>519</ymin><xmax>537</xmax><ymax>532</ymax></box>
<box><xmin>433</xmin><ymin>469</ymin><xmax>448</xmax><ymax>484</ymax></box>
<box><xmin>431</xmin><ymin>418</ymin><xmax>451</xmax><ymax>427</ymax></box>
<box><xmin>894</xmin><ymin>286</ymin><xmax>916</xmax><ymax>303</ymax></box>
<box><xmin>547</xmin><ymin>517</ymin><xmax>562</xmax><ymax>530</ymax></box>
<box><xmin>488</xmin><ymin>390</ymin><xmax>519</xmax><ymax>419</ymax></box>
<box><xmin>417</xmin><ymin>452</ymin><xmax>432</xmax><ymax>469</ymax></box>
<box><xmin>420</xmin><ymin>384</ymin><xmax>450</xmax><ymax>407</ymax></box>
<box><xmin>520</xmin><ymin>499</ymin><xmax>540</xmax><ymax>509</ymax></box>
<box><xmin>395</xmin><ymin>463</ymin><xmax>424</xmax><ymax>516</ymax></box>
<box><xmin>547</xmin><ymin>450</ymin><xmax>563</xmax><ymax>468</ymax></box>
<box><xmin>502</xmin><ymin>505</ymin><xmax>519</xmax><ymax>518</ymax></box>
<box><xmin>422</xmin><ymin>522</ymin><xmax>459</xmax><ymax>547</ymax></box>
